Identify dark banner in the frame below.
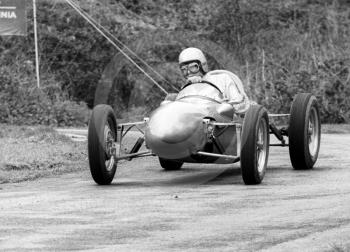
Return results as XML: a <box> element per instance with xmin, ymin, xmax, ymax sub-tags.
<box><xmin>0</xmin><ymin>0</ymin><xmax>26</xmax><ymax>36</ymax></box>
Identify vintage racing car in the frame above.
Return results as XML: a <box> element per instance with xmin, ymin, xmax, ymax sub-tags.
<box><xmin>87</xmin><ymin>80</ymin><xmax>321</xmax><ymax>185</ymax></box>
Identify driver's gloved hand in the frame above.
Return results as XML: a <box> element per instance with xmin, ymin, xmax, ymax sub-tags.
<box><xmin>186</xmin><ymin>76</ymin><xmax>203</xmax><ymax>84</ymax></box>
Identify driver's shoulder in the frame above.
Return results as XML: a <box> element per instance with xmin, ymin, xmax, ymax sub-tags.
<box><xmin>206</xmin><ymin>70</ymin><xmax>238</xmax><ymax>79</ymax></box>
<box><xmin>204</xmin><ymin>70</ymin><xmax>234</xmax><ymax>83</ymax></box>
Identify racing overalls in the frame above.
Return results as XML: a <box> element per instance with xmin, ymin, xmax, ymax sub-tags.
<box><xmin>202</xmin><ymin>70</ymin><xmax>250</xmax><ymax>114</ymax></box>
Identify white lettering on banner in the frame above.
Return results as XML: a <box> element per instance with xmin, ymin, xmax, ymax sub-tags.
<box><xmin>0</xmin><ymin>0</ymin><xmax>26</xmax><ymax>35</ymax></box>
<box><xmin>0</xmin><ymin>7</ymin><xmax>16</xmax><ymax>10</ymax></box>
<box><xmin>0</xmin><ymin>11</ymin><xmax>17</xmax><ymax>19</ymax></box>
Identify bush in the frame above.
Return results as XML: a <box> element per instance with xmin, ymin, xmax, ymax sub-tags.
<box><xmin>1</xmin><ymin>0</ymin><xmax>350</xmax><ymax>124</ymax></box>
<box><xmin>208</xmin><ymin>0</ymin><xmax>350</xmax><ymax>123</ymax></box>
<box><xmin>0</xmin><ymin>69</ymin><xmax>90</xmax><ymax>126</ymax></box>
<box><xmin>53</xmin><ymin>100</ymin><xmax>91</xmax><ymax>127</ymax></box>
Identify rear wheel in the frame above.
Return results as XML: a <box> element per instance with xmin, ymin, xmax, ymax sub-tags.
<box><xmin>159</xmin><ymin>158</ymin><xmax>183</xmax><ymax>170</ymax></box>
<box><xmin>240</xmin><ymin>105</ymin><xmax>270</xmax><ymax>185</ymax></box>
<box><xmin>88</xmin><ymin>104</ymin><xmax>118</xmax><ymax>185</ymax></box>
<box><xmin>289</xmin><ymin>93</ymin><xmax>321</xmax><ymax>170</ymax></box>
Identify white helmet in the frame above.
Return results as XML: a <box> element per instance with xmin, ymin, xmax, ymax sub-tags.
<box><xmin>178</xmin><ymin>47</ymin><xmax>208</xmax><ymax>73</ymax></box>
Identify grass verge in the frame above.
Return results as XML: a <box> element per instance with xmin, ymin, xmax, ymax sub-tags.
<box><xmin>0</xmin><ymin>124</ymin><xmax>87</xmax><ymax>184</ymax></box>
<box><xmin>0</xmin><ymin>123</ymin><xmax>349</xmax><ymax>184</ymax></box>
<box><xmin>322</xmin><ymin>124</ymin><xmax>350</xmax><ymax>134</ymax></box>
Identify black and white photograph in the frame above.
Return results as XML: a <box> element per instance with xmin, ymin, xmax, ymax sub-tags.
<box><xmin>0</xmin><ymin>0</ymin><xmax>350</xmax><ymax>251</ymax></box>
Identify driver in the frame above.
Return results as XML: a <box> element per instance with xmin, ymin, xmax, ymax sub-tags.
<box><xmin>178</xmin><ymin>47</ymin><xmax>250</xmax><ymax>114</ymax></box>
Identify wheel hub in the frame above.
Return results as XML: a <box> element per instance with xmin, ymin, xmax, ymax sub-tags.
<box><xmin>104</xmin><ymin>124</ymin><xmax>116</xmax><ymax>172</ymax></box>
<box><xmin>256</xmin><ymin>120</ymin><xmax>268</xmax><ymax>174</ymax></box>
<box><xmin>308</xmin><ymin>107</ymin><xmax>320</xmax><ymax>157</ymax></box>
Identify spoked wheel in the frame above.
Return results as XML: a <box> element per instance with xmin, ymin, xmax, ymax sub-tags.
<box><xmin>289</xmin><ymin>93</ymin><xmax>321</xmax><ymax>170</ymax></box>
<box><xmin>88</xmin><ymin>104</ymin><xmax>118</xmax><ymax>185</ymax></box>
<box><xmin>159</xmin><ymin>157</ymin><xmax>183</xmax><ymax>171</ymax></box>
<box><xmin>240</xmin><ymin>105</ymin><xmax>270</xmax><ymax>185</ymax></box>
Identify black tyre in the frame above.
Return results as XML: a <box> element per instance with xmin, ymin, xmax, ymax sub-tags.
<box><xmin>88</xmin><ymin>104</ymin><xmax>118</xmax><ymax>185</ymax></box>
<box><xmin>240</xmin><ymin>105</ymin><xmax>270</xmax><ymax>185</ymax></box>
<box><xmin>159</xmin><ymin>157</ymin><xmax>183</xmax><ymax>170</ymax></box>
<box><xmin>289</xmin><ymin>93</ymin><xmax>321</xmax><ymax>170</ymax></box>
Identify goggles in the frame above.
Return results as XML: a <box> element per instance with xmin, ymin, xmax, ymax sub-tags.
<box><xmin>180</xmin><ymin>62</ymin><xmax>201</xmax><ymax>75</ymax></box>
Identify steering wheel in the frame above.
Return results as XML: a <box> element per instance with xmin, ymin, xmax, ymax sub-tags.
<box><xmin>181</xmin><ymin>80</ymin><xmax>224</xmax><ymax>96</ymax></box>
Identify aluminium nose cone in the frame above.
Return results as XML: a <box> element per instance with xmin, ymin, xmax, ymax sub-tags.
<box><xmin>145</xmin><ymin>101</ymin><xmax>206</xmax><ymax>159</ymax></box>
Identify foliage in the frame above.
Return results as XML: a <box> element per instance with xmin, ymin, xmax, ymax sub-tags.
<box><xmin>0</xmin><ymin>0</ymin><xmax>349</xmax><ymax>125</ymax></box>
<box><xmin>0</xmin><ymin>68</ymin><xmax>90</xmax><ymax>126</ymax></box>
<box><xmin>208</xmin><ymin>0</ymin><xmax>350</xmax><ymax>123</ymax></box>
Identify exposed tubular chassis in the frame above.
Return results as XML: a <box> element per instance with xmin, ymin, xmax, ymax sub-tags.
<box><xmin>116</xmin><ymin>113</ymin><xmax>288</xmax><ymax>162</ymax></box>
<box><xmin>88</xmin><ymin>93</ymin><xmax>321</xmax><ymax>185</ymax></box>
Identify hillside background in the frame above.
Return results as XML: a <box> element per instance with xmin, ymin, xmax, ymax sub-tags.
<box><xmin>0</xmin><ymin>0</ymin><xmax>349</xmax><ymax>126</ymax></box>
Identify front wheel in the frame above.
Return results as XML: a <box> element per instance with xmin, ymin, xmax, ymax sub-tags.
<box><xmin>240</xmin><ymin>105</ymin><xmax>270</xmax><ymax>185</ymax></box>
<box><xmin>159</xmin><ymin>158</ymin><xmax>183</xmax><ymax>171</ymax></box>
<box><xmin>289</xmin><ymin>93</ymin><xmax>321</xmax><ymax>170</ymax></box>
<box><xmin>88</xmin><ymin>104</ymin><xmax>118</xmax><ymax>185</ymax></box>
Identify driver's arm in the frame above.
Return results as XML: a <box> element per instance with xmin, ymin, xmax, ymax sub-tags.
<box><xmin>225</xmin><ymin>83</ymin><xmax>245</xmax><ymax>105</ymax></box>
<box><xmin>223</xmin><ymin>76</ymin><xmax>250</xmax><ymax>114</ymax></box>
<box><xmin>222</xmin><ymin>75</ymin><xmax>246</xmax><ymax>105</ymax></box>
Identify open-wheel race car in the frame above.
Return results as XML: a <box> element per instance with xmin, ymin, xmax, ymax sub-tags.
<box><xmin>88</xmin><ymin>80</ymin><xmax>321</xmax><ymax>185</ymax></box>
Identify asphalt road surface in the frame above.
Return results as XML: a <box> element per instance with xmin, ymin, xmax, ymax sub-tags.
<box><xmin>1</xmin><ymin>134</ymin><xmax>350</xmax><ymax>251</ymax></box>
